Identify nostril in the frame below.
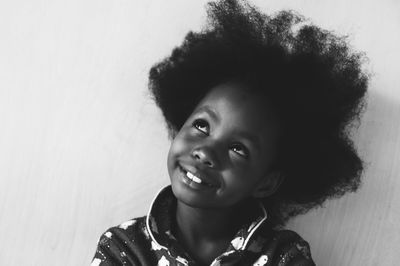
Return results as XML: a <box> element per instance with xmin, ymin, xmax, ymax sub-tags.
<box><xmin>204</xmin><ymin>161</ymin><xmax>213</xmax><ymax>167</ymax></box>
<box><xmin>192</xmin><ymin>148</ymin><xmax>216</xmax><ymax>168</ymax></box>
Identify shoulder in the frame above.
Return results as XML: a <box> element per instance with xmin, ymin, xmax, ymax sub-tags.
<box><xmin>97</xmin><ymin>216</ymin><xmax>149</xmax><ymax>245</ymax></box>
<box><xmin>270</xmin><ymin>229</ymin><xmax>311</xmax><ymax>246</ymax></box>
<box><xmin>91</xmin><ymin>216</ymin><xmax>152</xmax><ymax>265</ymax></box>
<box><xmin>249</xmin><ymin>228</ymin><xmax>316</xmax><ymax>266</ymax></box>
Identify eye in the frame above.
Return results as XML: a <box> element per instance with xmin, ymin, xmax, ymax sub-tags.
<box><xmin>230</xmin><ymin>143</ymin><xmax>249</xmax><ymax>158</ymax></box>
<box><xmin>192</xmin><ymin>119</ymin><xmax>209</xmax><ymax>135</ymax></box>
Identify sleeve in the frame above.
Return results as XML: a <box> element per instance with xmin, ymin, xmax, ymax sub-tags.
<box><xmin>275</xmin><ymin>239</ymin><xmax>316</xmax><ymax>266</ymax></box>
<box><xmin>90</xmin><ymin>228</ymin><xmax>142</xmax><ymax>266</ymax></box>
<box><xmin>261</xmin><ymin>230</ymin><xmax>316</xmax><ymax>266</ymax></box>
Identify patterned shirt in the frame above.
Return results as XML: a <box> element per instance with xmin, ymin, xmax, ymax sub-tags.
<box><xmin>91</xmin><ymin>186</ymin><xmax>316</xmax><ymax>266</ymax></box>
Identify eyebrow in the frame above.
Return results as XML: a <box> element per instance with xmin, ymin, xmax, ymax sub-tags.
<box><xmin>196</xmin><ymin>105</ymin><xmax>261</xmax><ymax>152</ymax></box>
<box><xmin>196</xmin><ymin>105</ymin><xmax>220</xmax><ymax>123</ymax></box>
<box><xmin>234</xmin><ymin>130</ymin><xmax>261</xmax><ymax>151</ymax></box>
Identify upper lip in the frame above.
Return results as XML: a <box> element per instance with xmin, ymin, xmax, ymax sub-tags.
<box><xmin>179</xmin><ymin>163</ymin><xmax>220</xmax><ymax>187</ymax></box>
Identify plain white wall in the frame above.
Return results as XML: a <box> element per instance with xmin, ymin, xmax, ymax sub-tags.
<box><xmin>0</xmin><ymin>0</ymin><xmax>399</xmax><ymax>265</ymax></box>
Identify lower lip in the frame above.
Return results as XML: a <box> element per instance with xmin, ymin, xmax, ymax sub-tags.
<box><xmin>178</xmin><ymin>167</ymin><xmax>214</xmax><ymax>191</ymax></box>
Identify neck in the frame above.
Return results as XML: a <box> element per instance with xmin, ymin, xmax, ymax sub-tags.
<box><xmin>173</xmin><ymin>199</ymin><xmax>258</xmax><ymax>265</ymax></box>
<box><xmin>174</xmin><ymin>201</ymin><xmax>248</xmax><ymax>243</ymax></box>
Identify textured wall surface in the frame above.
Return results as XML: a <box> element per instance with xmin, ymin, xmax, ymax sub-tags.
<box><xmin>0</xmin><ymin>0</ymin><xmax>399</xmax><ymax>265</ymax></box>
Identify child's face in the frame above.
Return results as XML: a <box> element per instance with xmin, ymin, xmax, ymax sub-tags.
<box><xmin>167</xmin><ymin>81</ymin><xmax>280</xmax><ymax>209</ymax></box>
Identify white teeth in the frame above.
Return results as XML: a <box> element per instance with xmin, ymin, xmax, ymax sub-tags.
<box><xmin>186</xmin><ymin>171</ymin><xmax>202</xmax><ymax>184</ymax></box>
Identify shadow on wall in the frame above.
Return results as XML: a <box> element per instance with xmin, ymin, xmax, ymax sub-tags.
<box><xmin>289</xmin><ymin>89</ymin><xmax>400</xmax><ymax>266</ymax></box>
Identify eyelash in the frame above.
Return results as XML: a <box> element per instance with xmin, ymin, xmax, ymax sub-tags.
<box><xmin>230</xmin><ymin>143</ymin><xmax>249</xmax><ymax>158</ymax></box>
<box><xmin>192</xmin><ymin>119</ymin><xmax>209</xmax><ymax>135</ymax></box>
<box><xmin>192</xmin><ymin>119</ymin><xmax>249</xmax><ymax>158</ymax></box>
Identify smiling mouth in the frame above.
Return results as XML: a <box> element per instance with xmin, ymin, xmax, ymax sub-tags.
<box><xmin>179</xmin><ymin>165</ymin><xmax>215</xmax><ymax>187</ymax></box>
<box><xmin>186</xmin><ymin>171</ymin><xmax>203</xmax><ymax>184</ymax></box>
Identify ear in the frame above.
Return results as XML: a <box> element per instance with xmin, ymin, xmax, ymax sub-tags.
<box><xmin>252</xmin><ymin>172</ymin><xmax>284</xmax><ymax>198</ymax></box>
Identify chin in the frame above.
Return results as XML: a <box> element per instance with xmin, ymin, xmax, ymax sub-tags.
<box><xmin>170</xmin><ymin>181</ymin><xmax>215</xmax><ymax>209</ymax></box>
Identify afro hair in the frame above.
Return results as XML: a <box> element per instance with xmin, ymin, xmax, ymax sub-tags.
<box><xmin>148</xmin><ymin>0</ymin><xmax>368</xmax><ymax>226</ymax></box>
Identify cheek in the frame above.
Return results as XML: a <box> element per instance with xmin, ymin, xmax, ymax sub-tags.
<box><xmin>167</xmin><ymin>133</ymin><xmax>192</xmax><ymax>164</ymax></box>
<box><xmin>223</xmin><ymin>166</ymin><xmax>263</xmax><ymax>191</ymax></box>
<box><xmin>220</xmin><ymin>175</ymin><xmax>258</xmax><ymax>204</ymax></box>
<box><xmin>222</xmin><ymin>167</ymin><xmax>249</xmax><ymax>188</ymax></box>
<box><xmin>167</xmin><ymin>144</ymin><xmax>175</xmax><ymax>171</ymax></box>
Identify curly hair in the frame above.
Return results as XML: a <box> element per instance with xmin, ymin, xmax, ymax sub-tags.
<box><xmin>148</xmin><ymin>0</ymin><xmax>368</xmax><ymax>226</ymax></box>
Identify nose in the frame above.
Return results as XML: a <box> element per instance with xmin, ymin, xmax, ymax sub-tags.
<box><xmin>191</xmin><ymin>146</ymin><xmax>219</xmax><ymax>168</ymax></box>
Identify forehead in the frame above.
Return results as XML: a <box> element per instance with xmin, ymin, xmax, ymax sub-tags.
<box><xmin>194</xmin><ymin>82</ymin><xmax>279</xmax><ymax>140</ymax></box>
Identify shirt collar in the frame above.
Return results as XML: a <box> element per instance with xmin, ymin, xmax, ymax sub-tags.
<box><xmin>146</xmin><ymin>185</ymin><xmax>268</xmax><ymax>256</ymax></box>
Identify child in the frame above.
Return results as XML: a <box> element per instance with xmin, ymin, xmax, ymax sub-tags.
<box><xmin>91</xmin><ymin>0</ymin><xmax>368</xmax><ymax>265</ymax></box>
